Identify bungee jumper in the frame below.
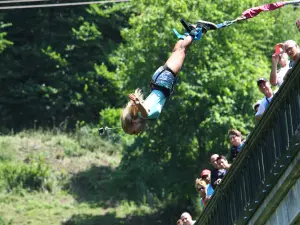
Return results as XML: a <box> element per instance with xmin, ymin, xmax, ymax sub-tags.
<box><xmin>120</xmin><ymin>20</ymin><xmax>218</xmax><ymax>135</ymax></box>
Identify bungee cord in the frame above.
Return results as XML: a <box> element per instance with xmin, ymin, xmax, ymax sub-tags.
<box><xmin>216</xmin><ymin>0</ymin><xmax>300</xmax><ymax>29</ymax></box>
<box><xmin>0</xmin><ymin>0</ymin><xmax>50</xmax><ymax>4</ymax></box>
<box><xmin>0</xmin><ymin>0</ymin><xmax>130</xmax><ymax>10</ymax></box>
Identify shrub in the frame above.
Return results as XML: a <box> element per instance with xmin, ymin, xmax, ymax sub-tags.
<box><xmin>0</xmin><ymin>138</ymin><xmax>17</xmax><ymax>161</ymax></box>
<box><xmin>0</xmin><ymin>216</ymin><xmax>12</xmax><ymax>225</ymax></box>
<box><xmin>0</xmin><ymin>158</ymin><xmax>57</xmax><ymax>192</ymax></box>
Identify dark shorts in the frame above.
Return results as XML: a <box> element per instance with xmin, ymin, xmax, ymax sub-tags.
<box><xmin>151</xmin><ymin>65</ymin><xmax>177</xmax><ymax>97</ymax></box>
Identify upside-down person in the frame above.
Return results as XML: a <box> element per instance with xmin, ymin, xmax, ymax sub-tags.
<box><xmin>121</xmin><ymin>20</ymin><xmax>217</xmax><ymax>134</ymax></box>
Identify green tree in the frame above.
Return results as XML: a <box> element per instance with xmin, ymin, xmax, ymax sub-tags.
<box><xmin>0</xmin><ymin>22</ymin><xmax>12</xmax><ymax>54</ymax></box>
<box><xmin>0</xmin><ymin>4</ymin><xmax>131</xmax><ymax>130</ymax></box>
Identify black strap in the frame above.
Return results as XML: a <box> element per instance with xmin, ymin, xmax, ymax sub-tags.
<box><xmin>150</xmin><ymin>83</ymin><xmax>171</xmax><ymax>97</ymax></box>
<box><xmin>162</xmin><ymin>65</ymin><xmax>176</xmax><ymax>77</ymax></box>
<box><xmin>153</xmin><ymin>65</ymin><xmax>176</xmax><ymax>83</ymax></box>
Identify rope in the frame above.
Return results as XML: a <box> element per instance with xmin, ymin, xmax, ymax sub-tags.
<box><xmin>0</xmin><ymin>0</ymin><xmax>130</xmax><ymax>10</ymax></box>
<box><xmin>284</xmin><ymin>0</ymin><xmax>300</xmax><ymax>6</ymax></box>
<box><xmin>0</xmin><ymin>0</ymin><xmax>49</xmax><ymax>3</ymax></box>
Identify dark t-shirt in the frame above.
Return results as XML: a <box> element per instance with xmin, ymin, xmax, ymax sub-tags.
<box><xmin>211</xmin><ymin>168</ymin><xmax>227</xmax><ymax>189</ymax></box>
<box><xmin>230</xmin><ymin>142</ymin><xmax>245</xmax><ymax>161</ymax></box>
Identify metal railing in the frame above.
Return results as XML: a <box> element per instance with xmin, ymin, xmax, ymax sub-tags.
<box><xmin>195</xmin><ymin>61</ymin><xmax>300</xmax><ymax>225</ymax></box>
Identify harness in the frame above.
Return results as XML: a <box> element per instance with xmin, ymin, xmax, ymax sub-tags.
<box><xmin>150</xmin><ymin>65</ymin><xmax>177</xmax><ymax>97</ymax></box>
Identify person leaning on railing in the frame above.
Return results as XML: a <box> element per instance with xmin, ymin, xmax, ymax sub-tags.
<box><xmin>255</xmin><ymin>78</ymin><xmax>277</xmax><ymax>121</ymax></box>
<box><xmin>217</xmin><ymin>155</ymin><xmax>232</xmax><ymax>170</ymax></box>
<box><xmin>200</xmin><ymin>169</ymin><xmax>212</xmax><ymax>185</ymax></box>
<box><xmin>284</xmin><ymin>40</ymin><xmax>300</xmax><ymax>68</ymax></box>
<box><xmin>210</xmin><ymin>154</ymin><xmax>227</xmax><ymax>189</ymax></box>
<box><xmin>270</xmin><ymin>44</ymin><xmax>290</xmax><ymax>87</ymax></box>
<box><xmin>195</xmin><ymin>178</ymin><xmax>214</xmax><ymax>208</ymax></box>
<box><xmin>228</xmin><ymin>129</ymin><xmax>245</xmax><ymax>161</ymax></box>
<box><xmin>180</xmin><ymin>212</ymin><xmax>196</xmax><ymax>225</ymax></box>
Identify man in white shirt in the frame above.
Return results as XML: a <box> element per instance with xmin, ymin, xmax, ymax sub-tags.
<box><xmin>180</xmin><ymin>212</ymin><xmax>196</xmax><ymax>225</ymax></box>
<box><xmin>255</xmin><ymin>78</ymin><xmax>276</xmax><ymax>121</ymax></box>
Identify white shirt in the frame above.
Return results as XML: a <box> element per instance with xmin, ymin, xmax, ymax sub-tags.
<box><xmin>255</xmin><ymin>91</ymin><xmax>277</xmax><ymax>117</ymax></box>
<box><xmin>276</xmin><ymin>65</ymin><xmax>289</xmax><ymax>86</ymax></box>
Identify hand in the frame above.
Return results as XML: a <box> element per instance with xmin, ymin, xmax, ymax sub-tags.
<box><xmin>219</xmin><ymin>161</ymin><xmax>231</xmax><ymax>170</ymax></box>
<box><xmin>128</xmin><ymin>93</ymin><xmax>148</xmax><ymax>118</ymax></box>
<box><xmin>216</xmin><ymin>178</ymin><xmax>222</xmax><ymax>185</ymax></box>
<box><xmin>128</xmin><ymin>94</ymin><xmax>140</xmax><ymax>105</ymax></box>
<box><xmin>272</xmin><ymin>53</ymin><xmax>279</xmax><ymax>64</ymax></box>
<box><xmin>219</xmin><ymin>162</ymin><xmax>225</xmax><ymax>169</ymax></box>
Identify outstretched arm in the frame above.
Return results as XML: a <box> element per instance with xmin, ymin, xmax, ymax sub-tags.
<box><xmin>270</xmin><ymin>53</ymin><xmax>279</xmax><ymax>86</ymax></box>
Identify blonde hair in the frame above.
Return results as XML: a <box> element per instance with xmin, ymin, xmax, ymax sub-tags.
<box><xmin>195</xmin><ymin>178</ymin><xmax>207</xmax><ymax>189</ymax></box>
<box><xmin>121</xmin><ymin>88</ymin><xmax>147</xmax><ymax>134</ymax></box>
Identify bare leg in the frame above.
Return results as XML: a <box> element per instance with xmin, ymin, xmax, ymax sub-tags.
<box><xmin>165</xmin><ymin>35</ymin><xmax>193</xmax><ymax>74</ymax></box>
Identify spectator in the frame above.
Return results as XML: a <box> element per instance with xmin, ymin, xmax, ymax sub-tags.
<box><xmin>217</xmin><ymin>155</ymin><xmax>232</xmax><ymax>170</ymax></box>
<box><xmin>195</xmin><ymin>178</ymin><xmax>214</xmax><ymax>207</ymax></box>
<box><xmin>296</xmin><ymin>18</ymin><xmax>300</xmax><ymax>32</ymax></box>
<box><xmin>228</xmin><ymin>129</ymin><xmax>245</xmax><ymax>161</ymax></box>
<box><xmin>200</xmin><ymin>169</ymin><xmax>211</xmax><ymax>184</ymax></box>
<box><xmin>253</xmin><ymin>100</ymin><xmax>261</xmax><ymax>113</ymax></box>
<box><xmin>180</xmin><ymin>212</ymin><xmax>196</xmax><ymax>225</ymax></box>
<box><xmin>255</xmin><ymin>78</ymin><xmax>276</xmax><ymax>121</ymax></box>
<box><xmin>210</xmin><ymin>154</ymin><xmax>227</xmax><ymax>189</ymax></box>
<box><xmin>177</xmin><ymin>219</ymin><xmax>183</xmax><ymax>225</ymax></box>
<box><xmin>270</xmin><ymin>45</ymin><xmax>289</xmax><ymax>86</ymax></box>
<box><xmin>284</xmin><ymin>40</ymin><xmax>300</xmax><ymax>68</ymax></box>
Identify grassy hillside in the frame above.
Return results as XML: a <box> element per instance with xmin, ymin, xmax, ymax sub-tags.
<box><xmin>0</xmin><ymin>129</ymin><xmax>158</xmax><ymax>225</ymax></box>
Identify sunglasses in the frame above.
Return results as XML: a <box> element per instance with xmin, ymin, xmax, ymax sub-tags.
<box><xmin>285</xmin><ymin>45</ymin><xmax>296</xmax><ymax>52</ymax></box>
<box><xmin>197</xmin><ymin>186</ymin><xmax>205</xmax><ymax>191</ymax></box>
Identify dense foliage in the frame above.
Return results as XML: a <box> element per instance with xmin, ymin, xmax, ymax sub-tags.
<box><xmin>0</xmin><ymin>4</ymin><xmax>131</xmax><ymax>130</ymax></box>
<box><xmin>0</xmin><ymin>0</ymin><xmax>299</xmax><ymax>224</ymax></box>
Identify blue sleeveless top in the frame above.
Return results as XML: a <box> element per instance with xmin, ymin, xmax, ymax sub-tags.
<box><xmin>138</xmin><ymin>90</ymin><xmax>166</xmax><ymax>120</ymax></box>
